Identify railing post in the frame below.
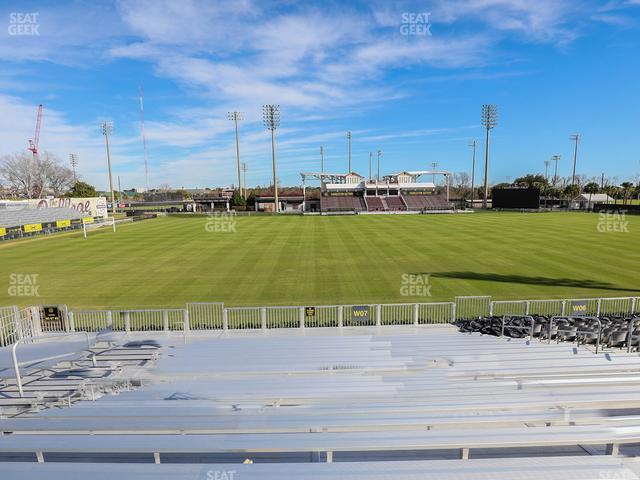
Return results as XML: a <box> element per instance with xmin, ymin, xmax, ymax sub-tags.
<box><xmin>597</xmin><ymin>298</ymin><xmax>602</xmax><ymax>317</ymax></box>
<box><xmin>261</xmin><ymin>307</ymin><xmax>267</xmax><ymax>330</ymax></box>
<box><xmin>413</xmin><ymin>303</ymin><xmax>419</xmax><ymax>325</ymax></box>
<box><xmin>338</xmin><ymin>306</ymin><xmax>343</xmax><ymax>328</ymax></box>
<box><xmin>488</xmin><ymin>302</ymin><xmax>494</xmax><ymax>317</ymax></box>
<box><xmin>376</xmin><ymin>305</ymin><xmax>381</xmax><ymax>326</ymax></box>
<box><xmin>12</xmin><ymin>306</ymin><xmax>22</xmax><ymax>341</ymax></box>
<box><xmin>525</xmin><ymin>301</ymin><xmax>530</xmax><ymax>315</ymax></box>
<box><xmin>163</xmin><ymin>311</ymin><xmax>169</xmax><ymax>332</ymax></box>
<box><xmin>451</xmin><ymin>303</ymin><xmax>457</xmax><ymax>323</ymax></box>
<box><xmin>68</xmin><ymin>311</ymin><xmax>75</xmax><ymax>332</ymax></box>
<box><xmin>299</xmin><ymin>307</ymin><xmax>305</xmax><ymax>329</ymax></box>
<box><xmin>106</xmin><ymin>311</ymin><xmax>113</xmax><ymax>329</ymax></box>
<box><xmin>124</xmin><ymin>311</ymin><xmax>130</xmax><ymax>333</ymax></box>
<box><xmin>561</xmin><ymin>300</ymin><xmax>566</xmax><ymax>316</ymax></box>
<box><xmin>31</xmin><ymin>306</ymin><xmax>41</xmax><ymax>337</ymax></box>
<box><xmin>632</xmin><ymin>298</ymin><xmax>637</xmax><ymax>315</ymax></box>
<box><xmin>183</xmin><ymin>309</ymin><xmax>190</xmax><ymax>332</ymax></box>
<box><xmin>222</xmin><ymin>308</ymin><xmax>228</xmax><ymax>330</ymax></box>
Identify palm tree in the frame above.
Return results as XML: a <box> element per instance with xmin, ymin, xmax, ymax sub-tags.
<box><xmin>583</xmin><ymin>182</ymin><xmax>599</xmax><ymax>210</ymax></box>
<box><xmin>620</xmin><ymin>182</ymin><xmax>633</xmax><ymax>205</ymax></box>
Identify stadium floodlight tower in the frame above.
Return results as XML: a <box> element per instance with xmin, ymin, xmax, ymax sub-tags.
<box><xmin>100</xmin><ymin>121</ymin><xmax>116</xmax><ymax>216</ymax></box>
<box><xmin>346</xmin><ymin>131</ymin><xmax>352</xmax><ymax>172</ymax></box>
<box><xmin>69</xmin><ymin>153</ymin><xmax>79</xmax><ymax>183</ymax></box>
<box><xmin>552</xmin><ymin>155</ymin><xmax>561</xmax><ymax>187</ymax></box>
<box><xmin>228</xmin><ymin>111</ymin><xmax>245</xmax><ymax>198</ymax></box>
<box><xmin>468</xmin><ymin>140</ymin><xmax>477</xmax><ymax>207</ymax></box>
<box><xmin>320</xmin><ymin>145</ymin><xmax>324</xmax><ymax>173</ymax></box>
<box><xmin>544</xmin><ymin>160</ymin><xmax>551</xmax><ymax>181</ymax></box>
<box><xmin>481</xmin><ymin>104</ymin><xmax>498</xmax><ymax>208</ymax></box>
<box><xmin>569</xmin><ymin>133</ymin><xmax>581</xmax><ymax>186</ymax></box>
<box><xmin>263</xmin><ymin>104</ymin><xmax>280</xmax><ymax>213</ymax></box>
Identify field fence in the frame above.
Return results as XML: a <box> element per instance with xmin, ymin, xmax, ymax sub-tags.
<box><xmin>1</xmin><ymin>296</ymin><xmax>638</xmax><ymax>346</ymax></box>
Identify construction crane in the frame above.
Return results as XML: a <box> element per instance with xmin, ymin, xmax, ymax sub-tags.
<box><xmin>28</xmin><ymin>104</ymin><xmax>43</xmax><ymax>160</ymax></box>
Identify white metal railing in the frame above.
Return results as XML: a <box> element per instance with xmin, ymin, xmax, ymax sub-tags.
<box><xmin>1</xmin><ymin>296</ymin><xmax>638</xmax><ymax>345</ymax></box>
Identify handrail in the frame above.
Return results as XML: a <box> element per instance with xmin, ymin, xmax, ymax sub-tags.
<box><xmin>549</xmin><ymin>316</ymin><xmax>602</xmax><ymax>354</ymax></box>
<box><xmin>500</xmin><ymin>315</ymin><xmax>535</xmax><ymax>342</ymax></box>
<box><xmin>11</xmin><ymin>332</ymin><xmax>92</xmax><ymax>398</ymax></box>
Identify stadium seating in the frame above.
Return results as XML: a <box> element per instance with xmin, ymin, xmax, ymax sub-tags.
<box><xmin>320</xmin><ymin>196</ymin><xmax>365</xmax><ymax>212</ymax></box>
<box><xmin>402</xmin><ymin>194</ymin><xmax>453</xmax><ymax>211</ymax></box>
<box><xmin>384</xmin><ymin>196</ymin><xmax>406</xmax><ymax>211</ymax></box>
<box><xmin>0</xmin><ymin>207</ymin><xmax>84</xmax><ymax>228</ymax></box>
<box><xmin>456</xmin><ymin>315</ymin><xmax>640</xmax><ymax>350</ymax></box>
<box><xmin>365</xmin><ymin>196</ymin><xmax>385</xmax><ymax>212</ymax></box>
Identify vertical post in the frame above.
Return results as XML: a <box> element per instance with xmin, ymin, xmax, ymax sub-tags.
<box><xmin>376</xmin><ymin>304</ymin><xmax>381</xmax><ymax>326</ymax></box>
<box><xmin>68</xmin><ymin>311</ymin><xmax>75</xmax><ymax>332</ymax></box>
<box><xmin>163</xmin><ymin>310</ymin><xmax>169</xmax><ymax>332</ymax></box>
<box><xmin>338</xmin><ymin>306</ymin><xmax>343</xmax><ymax>328</ymax></box>
<box><xmin>106</xmin><ymin>310</ymin><xmax>113</xmax><ymax>329</ymax></box>
<box><xmin>488</xmin><ymin>302</ymin><xmax>494</xmax><ymax>317</ymax></box>
<box><xmin>631</xmin><ymin>298</ymin><xmax>637</xmax><ymax>315</ymax></box>
<box><xmin>13</xmin><ymin>306</ymin><xmax>23</xmax><ymax>341</ymax></box>
<box><xmin>222</xmin><ymin>308</ymin><xmax>228</xmax><ymax>331</ymax></box>
<box><xmin>183</xmin><ymin>309</ymin><xmax>190</xmax><ymax>332</ymax></box>
<box><xmin>525</xmin><ymin>301</ymin><xmax>530</xmax><ymax>315</ymax></box>
<box><xmin>261</xmin><ymin>307</ymin><xmax>267</xmax><ymax>330</ymax></box>
<box><xmin>11</xmin><ymin>342</ymin><xmax>24</xmax><ymax>398</ymax></box>
<box><xmin>561</xmin><ymin>300</ymin><xmax>566</xmax><ymax>316</ymax></box>
<box><xmin>413</xmin><ymin>303</ymin><xmax>419</xmax><ymax>325</ymax></box>
<box><xmin>299</xmin><ymin>307</ymin><xmax>305</xmax><ymax>329</ymax></box>
<box><xmin>124</xmin><ymin>311</ymin><xmax>130</xmax><ymax>333</ymax></box>
<box><xmin>597</xmin><ymin>299</ymin><xmax>602</xmax><ymax>317</ymax></box>
<box><xmin>271</xmin><ymin>128</ymin><xmax>279</xmax><ymax>213</ymax></box>
<box><xmin>451</xmin><ymin>303</ymin><xmax>457</xmax><ymax>323</ymax></box>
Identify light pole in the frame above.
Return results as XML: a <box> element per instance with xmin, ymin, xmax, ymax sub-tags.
<box><xmin>228</xmin><ymin>111</ymin><xmax>244</xmax><ymax>198</ymax></box>
<box><xmin>262</xmin><ymin>105</ymin><xmax>280</xmax><ymax>213</ymax></box>
<box><xmin>468</xmin><ymin>140</ymin><xmax>477</xmax><ymax>207</ymax></box>
<box><xmin>100</xmin><ymin>121</ymin><xmax>116</xmax><ymax>216</ymax></box>
<box><xmin>552</xmin><ymin>155</ymin><xmax>561</xmax><ymax>187</ymax></box>
<box><xmin>320</xmin><ymin>145</ymin><xmax>324</xmax><ymax>173</ymax></box>
<box><xmin>69</xmin><ymin>153</ymin><xmax>79</xmax><ymax>183</ymax></box>
<box><xmin>346</xmin><ymin>131</ymin><xmax>352</xmax><ymax>173</ymax></box>
<box><xmin>570</xmin><ymin>133</ymin><xmax>580</xmax><ymax>186</ymax></box>
<box><xmin>241</xmin><ymin>162</ymin><xmax>248</xmax><ymax>197</ymax></box>
<box><xmin>431</xmin><ymin>162</ymin><xmax>439</xmax><ymax>184</ymax></box>
<box><xmin>369</xmin><ymin>151</ymin><xmax>372</xmax><ymax>181</ymax></box>
<box><xmin>481</xmin><ymin>104</ymin><xmax>498</xmax><ymax>208</ymax></box>
<box><xmin>376</xmin><ymin>149</ymin><xmax>381</xmax><ymax>196</ymax></box>
<box><xmin>544</xmin><ymin>160</ymin><xmax>551</xmax><ymax>181</ymax></box>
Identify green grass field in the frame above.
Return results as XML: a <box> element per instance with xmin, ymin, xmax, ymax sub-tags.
<box><xmin>1</xmin><ymin>212</ymin><xmax>638</xmax><ymax>309</ymax></box>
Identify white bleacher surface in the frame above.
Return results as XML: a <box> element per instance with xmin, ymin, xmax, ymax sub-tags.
<box><xmin>0</xmin><ymin>206</ymin><xmax>84</xmax><ymax>228</ymax></box>
<box><xmin>2</xmin><ymin>326</ymin><xmax>640</xmax><ymax>477</ymax></box>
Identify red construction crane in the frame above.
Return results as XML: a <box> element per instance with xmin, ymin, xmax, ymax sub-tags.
<box><xmin>28</xmin><ymin>104</ymin><xmax>43</xmax><ymax>159</ymax></box>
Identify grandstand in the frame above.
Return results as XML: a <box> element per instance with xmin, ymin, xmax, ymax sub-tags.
<box><xmin>301</xmin><ymin>170</ymin><xmax>455</xmax><ymax>214</ymax></box>
<box><xmin>0</xmin><ymin>207</ymin><xmax>87</xmax><ymax>240</ymax></box>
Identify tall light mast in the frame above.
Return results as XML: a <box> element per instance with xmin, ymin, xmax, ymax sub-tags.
<box><xmin>139</xmin><ymin>84</ymin><xmax>150</xmax><ymax>191</ymax></box>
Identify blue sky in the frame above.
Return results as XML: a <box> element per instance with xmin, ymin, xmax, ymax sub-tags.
<box><xmin>1</xmin><ymin>0</ymin><xmax>639</xmax><ymax>190</ymax></box>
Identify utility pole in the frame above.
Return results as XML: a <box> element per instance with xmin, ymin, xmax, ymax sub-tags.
<box><xmin>468</xmin><ymin>141</ymin><xmax>477</xmax><ymax>207</ymax></box>
<box><xmin>228</xmin><ymin>111</ymin><xmax>244</xmax><ymax>198</ymax></box>
<box><xmin>346</xmin><ymin>131</ymin><xmax>352</xmax><ymax>173</ymax></box>
<box><xmin>69</xmin><ymin>153</ymin><xmax>79</xmax><ymax>183</ymax></box>
<box><xmin>262</xmin><ymin>105</ymin><xmax>281</xmax><ymax>213</ymax></box>
<box><xmin>101</xmin><ymin>121</ymin><xmax>116</xmax><ymax>217</ymax></box>
<box><xmin>117</xmin><ymin>175</ymin><xmax>122</xmax><ymax>205</ymax></box>
<box><xmin>369</xmin><ymin>151</ymin><xmax>372</xmax><ymax>181</ymax></box>
<box><xmin>552</xmin><ymin>155</ymin><xmax>561</xmax><ymax>187</ymax></box>
<box><xmin>570</xmin><ymin>133</ymin><xmax>580</xmax><ymax>186</ymax></box>
<box><xmin>481</xmin><ymin>104</ymin><xmax>498</xmax><ymax>208</ymax></box>
<box><xmin>320</xmin><ymin>145</ymin><xmax>324</xmax><ymax>173</ymax></box>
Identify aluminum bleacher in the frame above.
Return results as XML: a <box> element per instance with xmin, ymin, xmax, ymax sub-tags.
<box><xmin>0</xmin><ymin>207</ymin><xmax>84</xmax><ymax>228</ymax></box>
<box><xmin>3</xmin><ymin>326</ymin><xmax>640</xmax><ymax>474</ymax></box>
<box><xmin>365</xmin><ymin>196</ymin><xmax>385</xmax><ymax>211</ymax></box>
